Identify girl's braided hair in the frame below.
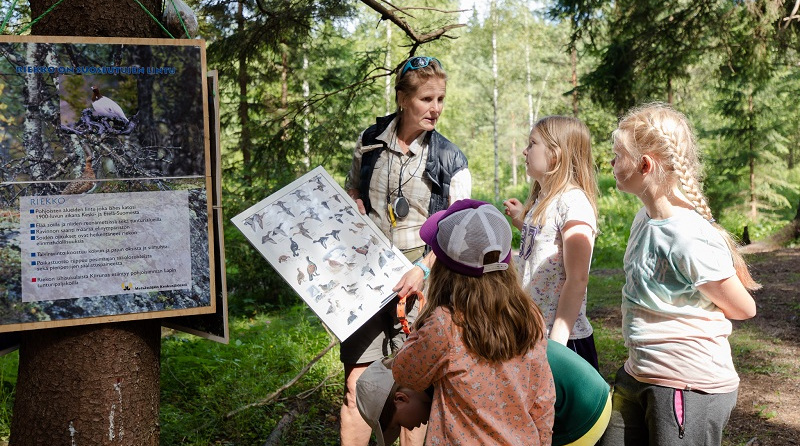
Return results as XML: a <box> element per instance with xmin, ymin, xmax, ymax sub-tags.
<box><xmin>614</xmin><ymin>103</ymin><xmax>760</xmax><ymax>290</ymax></box>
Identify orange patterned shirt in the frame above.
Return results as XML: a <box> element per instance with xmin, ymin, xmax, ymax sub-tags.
<box><xmin>393</xmin><ymin>307</ymin><xmax>555</xmax><ymax>445</ymax></box>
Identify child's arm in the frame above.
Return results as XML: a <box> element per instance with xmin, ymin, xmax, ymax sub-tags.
<box><xmin>503</xmin><ymin>198</ymin><xmax>525</xmax><ymax>230</ymax></box>
<box><xmin>697</xmin><ymin>275</ymin><xmax>756</xmax><ymax>320</ymax></box>
<box><xmin>550</xmin><ymin>221</ymin><xmax>594</xmax><ymax>344</ymax></box>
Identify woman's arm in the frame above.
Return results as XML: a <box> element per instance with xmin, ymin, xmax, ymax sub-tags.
<box><xmin>550</xmin><ymin>221</ymin><xmax>594</xmax><ymax>345</ymax></box>
<box><xmin>697</xmin><ymin>275</ymin><xmax>756</xmax><ymax>320</ymax></box>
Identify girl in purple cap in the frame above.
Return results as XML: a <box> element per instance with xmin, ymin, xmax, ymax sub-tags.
<box><xmin>393</xmin><ymin>199</ymin><xmax>555</xmax><ymax>445</ymax></box>
<box><xmin>504</xmin><ymin>116</ymin><xmax>600</xmax><ymax>369</ymax></box>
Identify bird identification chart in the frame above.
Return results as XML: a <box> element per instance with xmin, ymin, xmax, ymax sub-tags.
<box><xmin>231</xmin><ymin>166</ymin><xmax>412</xmax><ymax>342</ymax></box>
<box><xmin>0</xmin><ymin>36</ymin><xmax>216</xmax><ymax>332</ymax></box>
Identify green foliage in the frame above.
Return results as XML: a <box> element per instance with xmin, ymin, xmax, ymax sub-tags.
<box><xmin>160</xmin><ymin>306</ymin><xmax>341</xmax><ymax>445</ymax></box>
<box><xmin>593</xmin><ymin>175</ymin><xmax>640</xmax><ymax>268</ymax></box>
<box><xmin>0</xmin><ymin>351</ymin><xmax>18</xmax><ymax>441</ymax></box>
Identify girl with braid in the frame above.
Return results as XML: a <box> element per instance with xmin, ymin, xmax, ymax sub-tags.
<box><xmin>600</xmin><ymin>103</ymin><xmax>759</xmax><ymax>446</ymax></box>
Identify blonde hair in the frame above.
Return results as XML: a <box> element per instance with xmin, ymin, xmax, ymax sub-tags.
<box><xmin>394</xmin><ymin>57</ymin><xmax>447</xmax><ymax>111</ymax></box>
<box><xmin>613</xmin><ymin>102</ymin><xmax>760</xmax><ymax>290</ymax></box>
<box><xmin>413</xmin><ymin>254</ymin><xmax>546</xmax><ymax>362</ymax></box>
<box><xmin>524</xmin><ymin>116</ymin><xmax>599</xmax><ymax>227</ymax></box>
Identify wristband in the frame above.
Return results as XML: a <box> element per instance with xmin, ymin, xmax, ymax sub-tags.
<box><xmin>414</xmin><ymin>261</ymin><xmax>430</xmax><ymax>280</ymax></box>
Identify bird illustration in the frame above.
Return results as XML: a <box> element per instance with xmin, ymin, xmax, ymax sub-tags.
<box><xmin>332</xmin><ymin>194</ymin><xmax>343</xmax><ymax>203</ymax></box>
<box><xmin>303</xmin><ymin>208</ymin><xmax>322</xmax><ymax>222</ymax></box>
<box><xmin>91</xmin><ymin>86</ymin><xmax>128</xmax><ymax>123</ymax></box>
<box><xmin>347</xmin><ymin>311</ymin><xmax>358</xmax><ymax>325</ymax></box>
<box><xmin>306</xmin><ymin>256</ymin><xmax>319</xmax><ymax>281</ymax></box>
<box><xmin>332</xmin><ymin>213</ymin><xmax>345</xmax><ymax>224</ymax></box>
<box><xmin>367</xmin><ymin>284</ymin><xmax>384</xmax><ymax>293</ymax></box>
<box><xmin>360</xmin><ymin>265</ymin><xmax>375</xmax><ymax>277</ymax></box>
<box><xmin>320</xmin><ymin>200</ymin><xmax>331</xmax><ymax>210</ymax></box>
<box><xmin>382</xmin><ymin>249</ymin><xmax>396</xmax><ymax>260</ymax></box>
<box><xmin>353</xmin><ymin>244</ymin><xmax>370</xmax><ymax>257</ymax></box>
<box><xmin>272</xmin><ymin>222</ymin><xmax>288</xmax><ymax>237</ymax></box>
<box><xmin>378</xmin><ymin>253</ymin><xmax>387</xmax><ymax>269</ymax></box>
<box><xmin>349</xmin><ymin>228</ymin><xmax>358</xmax><ymax>234</ymax></box>
<box><xmin>62</xmin><ymin>146</ymin><xmax>96</xmax><ymax>195</ymax></box>
<box><xmin>313</xmin><ymin>176</ymin><xmax>326</xmax><ymax>192</ymax></box>
<box><xmin>290</xmin><ymin>189</ymin><xmax>311</xmax><ymax>202</ymax></box>
<box><xmin>243</xmin><ymin>212</ymin><xmax>264</xmax><ymax>232</ymax></box>
<box><xmin>289</xmin><ymin>238</ymin><xmax>300</xmax><ymax>256</ymax></box>
<box><xmin>326</xmin><ymin>229</ymin><xmax>341</xmax><ymax>241</ymax></box>
<box><xmin>261</xmin><ymin>232</ymin><xmax>277</xmax><ymax>244</ymax></box>
<box><xmin>293</xmin><ymin>223</ymin><xmax>313</xmax><ymax>240</ymax></box>
<box><xmin>340</xmin><ymin>206</ymin><xmax>355</xmax><ymax>217</ymax></box>
<box><xmin>369</xmin><ymin>234</ymin><xmax>381</xmax><ymax>246</ymax></box>
<box><xmin>352</xmin><ymin>222</ymin><xmax>367</xmax><ymax>229</ymax></box>
<box><xmin>296</xmin><ymin>268</ymin><xmax>305</xmax><ymax>285</ymax></box>
<box><xmin>319</xmin><ymin>280</ymin><xmax>338</xmax><ymax>292</ymax></box>
<box><xmin>313</xmin><ymin>236</ymin><xmax>329</xmax><ymax>249</ymax></box>
<box><xmin>273</xmin><ymin>200</ymin><xmax>295</xmax><ymax>217</ymax></box>
<box><xmin>344</xmin><ymin>282</ymin><xmax>358</xmax><ymax>291</ymax></box>
<box><xmin>341</xmin><ymin>286</ymin><xmax>358</xmax><ymax>296</ymax></box>
<box><xmin>278</xmin><ymin>255</ymin><xmax>290</xmax><ymax>263</ymax></box>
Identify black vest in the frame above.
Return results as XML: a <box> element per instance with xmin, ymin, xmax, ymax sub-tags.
<box><xmin>358</xmin><ymin>113</ymin><xmax>468</xmax><ymax>216</ymax></box>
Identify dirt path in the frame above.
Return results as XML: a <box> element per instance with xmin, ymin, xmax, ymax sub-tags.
<box><xmin>724</xmin><ymin>247</ymin><xmax>800</xmax><ymax>445</ymax></box>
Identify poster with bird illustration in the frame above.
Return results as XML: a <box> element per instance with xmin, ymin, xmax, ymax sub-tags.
<box><xmin>0</xmin><ymin>36</ymin><xmax>215</xmax><ymax>332</ymax></box>
<box><xmin>231</xmin><ymin>166</ymin><xmax>412</xmax><ymax>342</ymax></box>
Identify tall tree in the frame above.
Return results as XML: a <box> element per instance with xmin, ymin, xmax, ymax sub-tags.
<box><xmin>11</xmin><ymin>2</ymin><xmax>164</xmax><ymax>444</ymax></box>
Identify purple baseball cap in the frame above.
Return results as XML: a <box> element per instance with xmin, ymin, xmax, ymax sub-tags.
<box><xmin>420</xmin><ymin>199</ymin><xmax>512</xmax><ymax>277</ymax></box>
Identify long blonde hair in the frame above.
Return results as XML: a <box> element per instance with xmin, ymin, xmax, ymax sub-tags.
<box><xmin>524</xmin><ymin>116</ymin><xmax>599</xmax><ymax>227</ymax></box>
<box><xmin>613</xmin><ymin>102</ymin><xmax>760</xmax><ymax>290</ymax></box>
<box><xmin>413</xmin><ymin>254</ymin><xmax>546</xmax><ymax>362</ymax></box>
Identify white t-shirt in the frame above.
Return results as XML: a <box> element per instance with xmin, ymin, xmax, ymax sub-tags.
<box><xmin>517</xmin><ymin>189</ymin><xmax>596</xmax><ymax>340</ymax></box>
<box><xmin>622</xmin><ymin>207</ymin><xmax>739</xmax><ymax>393</ymax></box>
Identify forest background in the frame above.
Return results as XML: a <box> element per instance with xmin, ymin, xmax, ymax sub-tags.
<box><xmin>0</xmin><ymin>0</ymin><xmax>799</xmax><ymax>445</ymax></box>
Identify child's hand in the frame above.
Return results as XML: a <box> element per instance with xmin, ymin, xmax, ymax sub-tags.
<box><xmin>503</xmin><ymin>198</ymin><xmax>524</xmax><ymax>230</ymax></box>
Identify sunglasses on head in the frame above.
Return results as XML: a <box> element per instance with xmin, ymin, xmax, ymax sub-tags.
<box><xmin>400</xmin><ymin>56</ymin><xmax>442</xmax><ymax>78</ymax></box>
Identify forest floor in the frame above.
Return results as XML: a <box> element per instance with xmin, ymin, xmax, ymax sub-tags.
<box><xmin>724</xmin><ymin>246</ymin><xmax>800</xmax><ymax>445</ymax></box>
<box><xmin>589</xmin><ymin>245</ymin><xmax>800</xmax><ymax>446</ymax></box>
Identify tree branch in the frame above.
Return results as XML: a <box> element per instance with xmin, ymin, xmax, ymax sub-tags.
<box><xmin>360</xmin><ymin>0</ymin><xmax>466</xmax><ymax>52</ymax></box>
<box><xmin>224</xmin><ymin>336</ymin><xmax>339</xmax><ymax>419</ymax></box>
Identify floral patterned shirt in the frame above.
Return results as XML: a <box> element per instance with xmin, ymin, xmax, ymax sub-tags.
<box><xmin>517</xmin><ymin>189</ymin><xmax>596</xmax><ymax>339</ymax></box>
<box><xmin>393</xmin><ymin>307</ymin><xmax>555</xmax><ymax>445</ymax></box>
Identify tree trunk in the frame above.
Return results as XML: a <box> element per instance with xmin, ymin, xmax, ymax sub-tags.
<box><xmin>12</xmin><ymin>1</ymin><xmax>165</xmax><ymax>444</ymax></box>
<box><xmin>11</xmin><ymin>321</ymin><xmax>161</xmax><ymax>445</ymax></box>
<box><xmin>237</xmin><ymin>0</ymin><xmax>252</xmax><ymax>170</ymax></box>
<box><xmin>571</xmin><ymin>44</ymin><xmax>579</xmax><ymax>117</ymax></box>
<box><xmin>491</xmin><ymin>0</ymin><xmax>499</xmax><ymax>203</ymax></box>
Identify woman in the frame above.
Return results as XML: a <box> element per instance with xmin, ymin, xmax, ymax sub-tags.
<box><xmin>341</xmin><ymin>55</ymin><xmax>471</xmax><ymax>446</ymax></box>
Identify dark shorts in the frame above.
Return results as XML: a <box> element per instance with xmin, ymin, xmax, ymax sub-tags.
<box><xmin>567</xmin><ymin>333</ymin><xmax>600</xmax><ymax>371</ymax></box>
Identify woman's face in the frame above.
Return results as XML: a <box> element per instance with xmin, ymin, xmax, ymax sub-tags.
<box><xmin>398</xmin><ymin>77</ymin><xmax>446</xmax><ymax>136</ymax></box>
<box><xmin>523</xmin><ymin>129</ymin><xmax>551</xmax><ymax>182</ymax></box>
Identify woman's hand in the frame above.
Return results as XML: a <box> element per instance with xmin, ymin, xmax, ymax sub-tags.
<box><xmin>393</xmin><ymin>266</ymin><xmax>425</xmax><ymax>298</ymax></box>
<box><xmin>503</xmin><ymin>198</ymin><xmax>525</xmax><ymax>230</ymax></box>
<box><xmin>347</xmin><ymin>188</ymin><xmax>367</xmax><ymax>215</ymax></box>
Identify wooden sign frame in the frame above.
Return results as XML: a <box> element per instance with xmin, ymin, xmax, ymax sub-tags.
<box><xmin>0</xmin><ymin>36</ymin><xmax>215</xmax><ymax>332</ymax></box>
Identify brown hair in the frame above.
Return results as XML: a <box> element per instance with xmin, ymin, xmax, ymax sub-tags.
<box><xmin>613</xmin><ymin>102</ymin><xmax>760</xmax><ymax>290</ymax></box>
<box><xmin>414</xmin><ymin>253</ymin><xmax>546</xmax><ymax>362</ymax></box>
<box><xmin>524</xmin><ymin>116</ymin><xmax>599</xmax><ymax>227</ymax></box>
<box><xmin>394</xmin><ymin>57</ymin><xmax>447</xmax><ymax>111</ymax></box>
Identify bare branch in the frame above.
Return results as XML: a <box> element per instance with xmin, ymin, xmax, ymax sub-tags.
<box><xmin>224</xmin><ymin>336</ymin><xmax>339</xmax><ymax>419</ymax></box>
<box><xmin>361</xmin><ymin>0</ymin><xmax>466</xmax><ymax>52</ymax></box>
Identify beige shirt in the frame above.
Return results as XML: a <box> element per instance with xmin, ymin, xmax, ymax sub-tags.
<box><xmin>345</xmin><ymin>117</ymin><xmax>471</xmax><ymax>251</ymax></box>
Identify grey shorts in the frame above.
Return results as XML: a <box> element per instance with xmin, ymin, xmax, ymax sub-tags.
<box><xmin>339</xmin><ymin>247</ymin><xmax>424</xmax><ymax>364</ymax></box>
